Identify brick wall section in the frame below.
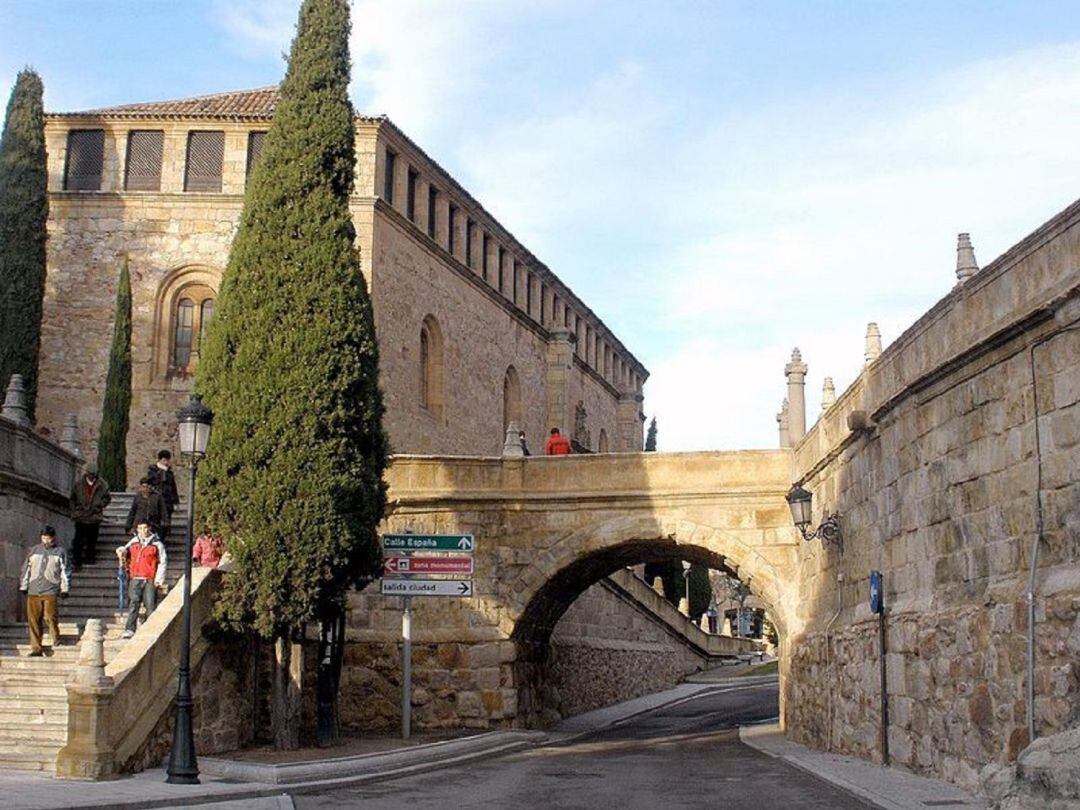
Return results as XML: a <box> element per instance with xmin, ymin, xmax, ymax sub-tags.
<box><xmin>783</xmin><ymin>199</ymin><xmax>1080</xmax><ymax>790</ymax></box>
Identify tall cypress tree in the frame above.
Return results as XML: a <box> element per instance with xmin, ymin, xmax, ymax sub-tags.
<box><xmin>644</xmin><ymin>416</ymin><xmax>657</xmax><ymax>452</ymax></box>
<box><xmin>0</xmin><ymin>70</ymin><xmax>48</xmax><ymax>422</ymax></box>
<box><xmin>197</xmin><ymin>0</ymin><xmax>387</xmax><ymax>749</ymax></box>
<box><xmin>97</xmin><ymin>257</ymin><xmax>132</xmax><ymax>490</ymax></box>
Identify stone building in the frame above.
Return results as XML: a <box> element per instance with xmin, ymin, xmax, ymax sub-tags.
<box><xmin>37</xmin><ymin>87</ymin><xmax>647</xmax><ymax>479</ymax></box>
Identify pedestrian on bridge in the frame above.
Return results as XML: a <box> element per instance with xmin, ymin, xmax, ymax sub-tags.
<box><xmin>18</xmin><ymin>526</ymin><xmax>71</xmax><ymax>656</ymax></box>
<box><xmin>116</xmin><ymin>520</ymin><xmax>167</xmax><ymax>639</ymax></box>
<box><xmin>544</xmin><ymin>427</ymin><xmax>572</xmax><ymax>455</ymax></box>
<box><xmin>69</xmin><ymin>462</ymin><xmax>110</xmax><ymax>569</ymax></box>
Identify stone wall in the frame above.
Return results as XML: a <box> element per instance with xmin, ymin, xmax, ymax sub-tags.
<box><xmin>547</xmin><ymin>576</ymin><xmax>706</xmax><ymax>719</ymax></box>
<box><xmin>783</xmin><ymin>198</ymin><xmax>1080</xmax><ymax>790</ymax></box>
<box><xmin>0</xmin><ymin>417</ymin><xmax>79</xmax><ymax>621</ymax></box>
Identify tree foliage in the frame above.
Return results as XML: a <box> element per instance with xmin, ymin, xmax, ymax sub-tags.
<box><xmin>0</xmin><ymin>70</ymin><xmax>48</xmax><ymax>421</ymax></box>
<box><xmin>644</xmin><ymin>416</ymin><xmax>657</xmax><ymax>451</ymax></box>
<box><xmin>687</xmin><ymin>563</ymin><xmax>712</xmax><ymax>620</ymax></box>
<box><xmin>96</xmin><ymin>257</ymin><xmax>132</xmax><ymax>490</ymax></box>
<box><xmin>644</xmin><ymin>559</ymin><xmax>685</xmax><ymax>608</ymax></box>
<box><xmin>196</xmin><ymin>0</ymin><xmax>388</xmax><ymax>640</ymax></box>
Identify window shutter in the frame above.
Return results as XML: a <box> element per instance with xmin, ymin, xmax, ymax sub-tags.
<box><xmin>124</xmin><ymin>130</ymin><xmax>164</xmax><ymax>191</ymax></box>
<box><xmin>184</xmin><ymin>131</ymin><xmax>225</xmax><ymax>192</ymax></box>
<box><xmin>245</xmin><ymin>131</ymin><xmax>267</xmax><ymax>180</ymax></box>
<box><xmin>64</xmin><ymin>129</ymin><xmax>105</xmax><ymax>190</ymax></box>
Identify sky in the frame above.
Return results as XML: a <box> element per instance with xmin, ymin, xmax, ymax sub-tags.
<box><xmin>3</xmin><ymin>1</ymin><xmax>1080</xmax><ymax>450</ymax></box>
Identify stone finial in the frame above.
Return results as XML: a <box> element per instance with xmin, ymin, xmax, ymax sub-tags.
<box><xmin>956</xmin><ymin>232</ymin><xmax>979</xmax><ymax>285</ymax></box>
<box><xmin>699</xmin><ymin>615</ymin><xmax>710</xmax><ymax>632</ymax></box>
<box><xmin>1</xmin><ymin>374</ymin><xmax>31</xmax><ymax>428</ymax></box>
<box><xmin>784</xmin><ymin>349</ymin><xmax>808</xmax><ymax>442</ymax></box>
<box><xmin>501</xmin><ymin>421</ymin><xmax>524</xmax><ymax>458</ymax></box>
<box><xmin>651</xmin><ymin>576</ymin><xmax>665</xmax><ymax>598</ymax></box>
<box><xmin>677</xmin><ymin>596</ymin><xmax>690</xmax><ymax>617</ymax></box>
<box><xmin>865</xmin><ymin>323</ymin><xmax>882</xmax><ymax>364</ymax></box>
<box><xmin>71</xmin><ymin>619</ymin><xmax>114</xmax><ymax>688</ymax></box>
<box><xmin>60</xmin><ymin>414</ymin><xmax>83</xmax><ymax>458</ymax></box>
<box><xmin>822</xmin><ymin>377</ymin><xmax>836</xmax><ymax>410</ymax></box>
<box><xmin>776</xmin><ymin>398</ymin><xmax>790</xmax><ymax>448</ymax></box>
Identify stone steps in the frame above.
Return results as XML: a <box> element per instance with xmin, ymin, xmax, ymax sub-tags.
<box><xmin>0</xmin><ymin>493</ymin><xmax>189</xmax><ymax>772</ymax></box>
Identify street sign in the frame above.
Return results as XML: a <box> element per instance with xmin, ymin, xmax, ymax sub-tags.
<box><xmin>382</xmin><ymin>579</ymin><xmax>473</xmax><ymax>597</ymax></box>
<box><xmin>381</xmin><ymin>534</ymin><xmax>475</xmax><ymax>553</ymax></box>
<box><xmin>383</xmin><ymin>556</ymin><xmax>474</xmax><ymax>576</ymax></box>
<box><xmin>869</xmin><ymin>570</ymin><xmax>884</xmax><ymax>614</ymax></box>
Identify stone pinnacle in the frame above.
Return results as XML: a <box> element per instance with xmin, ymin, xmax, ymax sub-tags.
<box><xmin>956</xmin><ymin>232</ymin><xmax>979</xmax><ymax>285</ymax></box>
<box><xmin>865</xmin><ymin>323</ymin><xmax>882</xmax><ymax>364</ymax></box>
<box><xmin>822</xmin><ymin>377</ymin><xmax>836</xmax><ymax>410</ymax></box>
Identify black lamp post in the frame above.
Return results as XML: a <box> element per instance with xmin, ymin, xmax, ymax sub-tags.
<box><xmin>166</xmin><ymin>394</ymin><xmax>213</xmax><ymax>785</ymax></box>
<box><xmin>785</xmin><ymin>484</ymin><xmax>843</xmax><ymax>552</ymax></box>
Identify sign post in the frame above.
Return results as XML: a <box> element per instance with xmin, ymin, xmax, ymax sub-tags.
<box><xmin>870</xmin><ymin>570</ymin><xmax>889</xmax><ymax>766</ymax></box>
<box><xmin>381</xmin><ymin>533</ymin><xmax>476</xmax><ymax>741</ymax></box>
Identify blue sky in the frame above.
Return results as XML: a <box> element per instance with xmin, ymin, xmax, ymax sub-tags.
<box><xmin>4</xmin><ymin>1</ymin><xmax>1080</xmax><ymax>450</ymax></box>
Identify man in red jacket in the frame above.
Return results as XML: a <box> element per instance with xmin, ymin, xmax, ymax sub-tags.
<box><xmin>545</xmin><ymin>427</ymin><xmax>572</xmax><ymax>456</ymax></box>
<box><xmin>116</xmin><ymin>520</ymin><xmax>167</xmax><ymax>639</ymax></box>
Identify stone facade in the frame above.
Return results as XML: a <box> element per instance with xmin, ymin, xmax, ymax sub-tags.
<box><xmin>782</xmin><ymin>198</ymin><xmax>1080</xmax><ymax>790</ymax></box>
<box><xmin>0</xmin><ymin>416</ymin><xmax>79</xmax><ymax>621</ymax></box>
<box><xmin>36</xmin><ymin>89</ymin><xmax>647</xmax><ymax>482</ymax></box>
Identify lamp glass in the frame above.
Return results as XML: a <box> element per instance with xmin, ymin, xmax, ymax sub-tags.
<box><xmin>786</xmin><ymin>485</ymin><xmax>813</xmax><ymax>529</ymax></box>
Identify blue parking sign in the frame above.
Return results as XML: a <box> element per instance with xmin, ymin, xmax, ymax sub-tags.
<box><xmin>869</xmin><ymin>571</ymin><xmax>883</xmax><ymax>614</ymax></box>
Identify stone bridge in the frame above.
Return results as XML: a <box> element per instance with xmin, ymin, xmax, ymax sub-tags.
<box><xmin>375</xmin><ymin>449</ymin><xmax>807</xmax><ymax>726</ymax></box>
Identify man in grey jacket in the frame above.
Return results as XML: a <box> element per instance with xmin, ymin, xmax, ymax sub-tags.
<box><xmin>18</xmin><ymin>526</ymin><xmax>72</xmax><ymax>656</ymax></box>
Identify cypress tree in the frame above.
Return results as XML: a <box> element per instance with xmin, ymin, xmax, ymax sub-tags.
<box><xmin>196</xmin><ymin>0</ymin><xmax>387</xmax><ymax>749</ymax></box>
<box><xmin>644</xmin><ymin>416</ymin><xmax>657</xmax><ymax>451</ymax></box>
<box><xmin>0</xmin><ymin>70</ymin><xmax>48</xmax><ymax>422</ymax></box>
<box><xmin>96</xmin><ymin>257</ymin><xmax>132</xmax><ymax>490</ymax></box>
<box><xmin>687</xmin><ymin>564</ymin><xmax>712</xmax><ymax>620</ymax></box>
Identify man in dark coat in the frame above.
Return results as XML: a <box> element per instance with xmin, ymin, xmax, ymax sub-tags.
<box><xmin>125</xmin><ymin>477</ymin><xmax>167</xmax><ymax>536</ymax></box>
<box><xmin>70</xmin><ymin>462</ymin><xmax>111</xmax><ymax>568</ymax></box>
<box><xmin>146</xmin><ymin>449</ymin><xmax>179</xmax><ymax>540</ymax></box>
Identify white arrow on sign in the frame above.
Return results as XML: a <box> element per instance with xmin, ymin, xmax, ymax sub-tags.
<box><xmin>381</xmin><ymin>578</ymin><xmax>474</xmax><ymax>598</ymax></box>
<box><xmin>457</xmin><ymin>536</ymin><xmax>474</xmax><ymax>551</ymax></box>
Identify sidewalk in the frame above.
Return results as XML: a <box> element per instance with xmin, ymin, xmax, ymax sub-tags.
<box><xmin>740</xmin><ymin>722</ymin><xmax>988</xmax><ymax>810</ymax></box>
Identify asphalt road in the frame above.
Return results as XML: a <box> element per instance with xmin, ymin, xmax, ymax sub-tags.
<box><xmin>291</xmin><ymin>681</ymin><xmax>873</xmax><ymax>810</ymax></box>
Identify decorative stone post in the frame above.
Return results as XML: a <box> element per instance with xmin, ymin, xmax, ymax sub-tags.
<box><xmin>502</xmin><ymin>421</ymin><xmax>524</xmax><ymax>458</ymax></box>
<box><xmin>61</xmin><ymin>414</ymin><xmax>83</xmax><ymax>458</ymax></box>
<box><xmin>1</xmin><ymin>374</ymin><xmax>31</xmax><ymax>427</ymax></box>
<box><xmin>785</xmin><ymin>349</ymin><xmax>808</xmax><ymax>443</ymax></box>
<box><xmin>55</xmin><ymin>619</ymin><xmax>117</xmax><ymax>780</ymax></box>
<box><xmin>865</xmin><ymin>323</ymin><xmax>883</xmax><ymax>364</ymax></box>
<box><xmin>821</xmin><ymin>377</ymin><xmax>836</xmax><ymax>410</ymax></box>
<box><xmin>956</xmin><ymin>232</ymin><xmax>979</xmax><ymax>285</ymax></box>
<box><xmin>776</xmin><ymin>398</ymin><xmax>790</xmax><ymax>449</ymax></box>
<box><xmin>651</xmin><ymin>577</ymin><xmax>665</xmax><ymax>598</ymax></box>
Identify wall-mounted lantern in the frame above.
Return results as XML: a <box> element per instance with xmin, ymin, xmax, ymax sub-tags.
<box><xmin>785</xmin><ymin>484</ymin><xmax>843</xmax><ymax>552</ymax></box>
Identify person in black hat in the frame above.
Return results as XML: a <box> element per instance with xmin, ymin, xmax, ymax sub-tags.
<box><xmin>70</xmin><ymin>462</ymin><xmax>110</xmax><ymax>569</ymax></box>
<box><xmin>18</xmin><ymin>526</ymin><xmax>72</xmax><ymax>656</ymax></box>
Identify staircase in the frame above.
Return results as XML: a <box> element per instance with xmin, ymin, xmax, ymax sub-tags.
<box><xmin>0</xmin><ymin>493</ymin><xmax>188</xmax><ymax>773</ymax></box>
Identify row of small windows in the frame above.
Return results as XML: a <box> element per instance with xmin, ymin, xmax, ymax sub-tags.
<box><xmin>383</xmin><ymin>146</ymin><xmax>640</xmax><ymax>392</ymax></box>
<box><xmin>62</xmin><ymin>128</ymin><xmax>267</xmax><ymax>193</ymax></box>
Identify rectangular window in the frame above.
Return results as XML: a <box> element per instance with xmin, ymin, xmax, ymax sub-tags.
<box><xmin>498</xmin><ymin>248</ymin><xmax>506</xmax><ymax>293</ymax></box>
<box><xmin>246</xmin><ymin>131</ymin><xmax>268</xmax><ymax>181</ymax></box>
<box><xmin>124</xmin><ymin>130</ymin><xmax>163</xmax><ymax>191</ymax></box>
<box><xmin>427</xmin><ymin>187</ymin><xmax>438</xmax><ymax>239</ymax></box>
<box><xmin>482</xmin><ymin>235</ymin><xmax>490</xmax><ymax>282</ymax></box>
<box><xmin>512</xmin><ymin>260</ymin><xmax>519</xmax><ymax>303</ymax></box>
<box><xmin>465</xmin><ymin>218</ymin><xmax>474</xmax><ymax>268</ymax></box>
<box><xmin>526</xmin><ymin>273</ymin><xmax>533</xmax><ymax>317</ymax></box>
<box><xmin>406</xmin><ymin>168</ymin><xmax>418</xmax><ymax>221</ymax></box>
<box><xmin>540</xmin><ymin>283</ymin><xmax>548</xmax><ymax>325</ymax></box>
<box><xmin>184</xmin><ymin>130</ymin><xmax>225</xmax><ymax>192</ymax></box>
<box><xmin>448</xmin><ymin>204</ymin><xmax>457</xmax><ymax>255</ymax></box>
<box><xmin>63</xmin><ymin>129</ymin><xmax>105</xmax><ymax>190</ymax></box>
<box><xmin>383</xmin><ymin>148</ymin><xmax>396</xmax><ymax>204</ymax></box>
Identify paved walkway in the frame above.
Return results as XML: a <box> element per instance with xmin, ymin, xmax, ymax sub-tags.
<box><xmin>0</xmin><ymin>673</ymin><xmax>987</xmax><ymax>809</ymax></box>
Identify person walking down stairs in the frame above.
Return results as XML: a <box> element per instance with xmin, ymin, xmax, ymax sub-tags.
<box><xmin>18</xmin><ymin>526</ymin><xmax>72</xmax><ymax>657</ymax></box>
<box><xmin>116</xmin><ymin>521</ymin><xmax>167</xmax><ymax>639</ymax></box>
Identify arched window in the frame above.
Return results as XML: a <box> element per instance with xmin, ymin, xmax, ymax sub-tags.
<box><xmin>419</xmin><ymin>315</ymin><xmax>444</xmax><ymax>418</ymax></box>
<box><xmin>152</xmin><ymin>265</ymin><xmax>221</xmax><ymax>380</ymax></box>
<box><xmin>503</xmin><ymin>366</ymin><xmax>521</xmax><ymax>433</ymax></box>
<box><xmin>598</xmin><ymin>429</ymin><xmax>610</xmax><ymax>453</ymax></box>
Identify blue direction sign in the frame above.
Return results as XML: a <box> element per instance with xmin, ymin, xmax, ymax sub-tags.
<box><xmin>381</xmin><ymin>534</ymin><xmax>475</xmax><ymax>553</ymax></box>
<box><xmin>869</xmin><ymin>570</ymin><xmax>884</xmax><ymax>614</ymax></box>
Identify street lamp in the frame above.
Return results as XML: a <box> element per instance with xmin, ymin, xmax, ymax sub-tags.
<box><xmin>681</xmin><ymin>560</ymin><xmax>691</xmax><ymax>614</ymax></box>
<box><xmin>785</xmin><ymin>484</ymin><xmax>843</xmax><ymax>553</ymax></box>
<box><xmin>166</xmin><ymin>394</ymin><xmax>213</xmax><ymax>785</ymax></box>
